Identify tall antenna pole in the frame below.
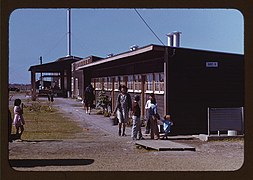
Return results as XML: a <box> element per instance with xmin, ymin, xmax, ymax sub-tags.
<box><xmin>40</xmin><ymin>56</ymin><xmax>43</xmax><ymax>89</ymax></box>
<box><xmin>67</xmin><ymin>8</ymin><xmax>71</xmax><ymax>57</ymax></box>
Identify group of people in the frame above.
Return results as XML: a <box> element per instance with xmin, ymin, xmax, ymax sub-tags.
<box><xmin>9</xmin><ymin>84</ymin><xmax>173</xmax><ymax>142</ymax></box>
<box><xmin>112</xmin><ymin>85</ymin><xmax>173</xmax><ymax>140</ymax></box>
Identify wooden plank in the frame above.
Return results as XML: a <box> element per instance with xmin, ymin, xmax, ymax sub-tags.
<box><xmin>135</xmin><ymin>140</ymin><xmax>195</xmax><ymax>151</ymax></box>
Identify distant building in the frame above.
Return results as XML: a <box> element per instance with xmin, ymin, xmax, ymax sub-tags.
<box><xmin>9</xmin><ymin>84</ymin><xmax>31</xmax><ymax>92</ymax></box>
<box><xmin>28</xmin><ymin>56</ymin><xmax>82</xmax><ymax>99</ymax></box>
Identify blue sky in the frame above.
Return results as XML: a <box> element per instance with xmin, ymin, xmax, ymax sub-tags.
<box><xmin>9</xmin><ymin>8</ymin><xmax>244</xmax><ymax>84</ymax></box>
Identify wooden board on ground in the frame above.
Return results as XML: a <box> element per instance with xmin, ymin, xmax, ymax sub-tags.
<box><xmin>135</xmin><ymin>140</ymin><xmax>195</xmax><ymax>151</ymax></box>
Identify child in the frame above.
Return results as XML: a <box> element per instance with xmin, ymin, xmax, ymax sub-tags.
<box><xmin>149</xmin><ymin>99</ymin><xmax>160</xmax><ymax>140</ymax></box>
<box><xmin>13</xmin><ymin>99</ymin><xmax>25</xmax><ymax>140</ymax></box>
<box><xmin>161</xmin><ymin>115</ymin><xmax>173</xmax><ymax>140</ymax></box>
<box><xmin>131</xmin><ymin>95</ymin><xmax>144</xmax><ymax>140</ymax></box>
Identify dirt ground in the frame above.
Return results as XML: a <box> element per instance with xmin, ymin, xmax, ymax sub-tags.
<box><xmin>8</xmin><ymin>95</ymin><xmax>244</xmax><ymax>171</ymax></box>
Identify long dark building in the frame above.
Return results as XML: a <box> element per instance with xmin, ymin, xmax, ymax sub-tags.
<box><xmin>73</xmin><ymin>44</ymin><xmax>244</xmax><ymax>135</ymax></box>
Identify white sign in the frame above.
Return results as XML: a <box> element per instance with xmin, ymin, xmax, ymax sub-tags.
<box><xmin>206</xmin><ymin>62</ymin><xmax>218</xmax><ymax>68</ymax></box>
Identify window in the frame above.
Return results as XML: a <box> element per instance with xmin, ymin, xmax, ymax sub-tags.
<box><xmin>114</xmin><ymin>76</ymin><xmax>119</xmax><ymax>91</ymax></box>
<box><xmin>154</xmin><ymin>73</ymin><xmax>164</xmax><ymax>94</ymax></box>
<box><xmin>71</xmin><ymin>77</ymin><xmax>74</xmax><ymax>92</ymax></box>
<box><xmin>71</xmin><ymin>64</ymin><xmax>75</xmax><ymax>72</ymax></box>
<box><xmin>146</xmin><ymin>73</ymin><xmax>153</xmax><ymax>92</ymax></box>
<box><xmin>119</xmin><ymin>76</ymin><xmax>124</xmax><ymax>87</ymax></box>
<box><xmin>91</xmin><ymin>78</ymin><xmax>95</xmax><ymax>90</ymax></box>
<box><xmin>104</xmin><ymin>77</ymin><xmax>108</xmax><ymax>90</ymax></box>
<box><xmin>103</xmin><ymin>77</ymin><xmax>113</xmax><ymax>91</ymax></box>
<box><xmin>134</xmin><ymin>74</ymin><xmax>142</xmax><ymax>92</ymax></box>
<box><xmin>107</xmin><ymin>77</ymin><xmax>113</xmax><ymax>91</ymax></box>
<box><xmin>115</xmin><ymin>76</ymin><xmax>124</xmax><ymax>91</ymax></box>
<box><xmin>95</xmin><ymin>78</ymin><xmax>103</xmax><ymax>90</ymax></box>
<box><xmin>127</xmin><ymin>75</ymin><xmax>134</xmax><ymax>92</ymax></box>
<box><xmin>75</xmin><ymin>78</ymin><xmax>79</xmax><ymax>96</ymax></box>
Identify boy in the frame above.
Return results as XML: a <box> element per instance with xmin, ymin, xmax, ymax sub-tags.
<box><xmin>161</xmin><ymin>115</ymin><xmax>173</xmax><ymax>140</ymax></box>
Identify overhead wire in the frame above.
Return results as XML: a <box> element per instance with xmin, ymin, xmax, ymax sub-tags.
<box><xmin>134</xmin><ymin>8</ymin><xmax>165</xmax><ymax>46</ymax></box>
<box><xmin>42</xmin><ymin>32</ymin><xmax>68</xmax><ymax>61</ymax></box>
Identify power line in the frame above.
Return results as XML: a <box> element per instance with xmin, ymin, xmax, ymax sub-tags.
<box><xmin>134</xmin><ymin>9</ymin><xmax>165</xmax><ymax>46</ymax></box>
<box><xmin>42</xmin><ymin>32</ymin><xmax>68</xmax><ymax>60</ymax></box>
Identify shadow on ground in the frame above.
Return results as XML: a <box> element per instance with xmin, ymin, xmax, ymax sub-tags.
<box><xmin>9</xmin><ymin>159</ymin><xmax>95</xmax><ymax>167</ymax></box>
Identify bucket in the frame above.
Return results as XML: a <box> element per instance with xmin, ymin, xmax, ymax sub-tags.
<box><xmin>67</xmin><ymin>91</ymin><xmax>70</xmax><ymax>98</ymax></box>
<box><xmin>110</xmin><ymin>116</ymin><xmax>118</xmax><ymax>126</ymax></box>
<box><xmin>227</xmin><ymin>130</ymin><xmax>237</xmax><ymax>136</ymax></box>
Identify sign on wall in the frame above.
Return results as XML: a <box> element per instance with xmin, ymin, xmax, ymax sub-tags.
<box><xmin>206</xmin><ymin>62</ymin><xmax>219</xmax><ymax>68</ymax></box>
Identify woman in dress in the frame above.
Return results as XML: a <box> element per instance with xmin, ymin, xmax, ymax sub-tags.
<box><xmin>84</xmin><ymin>84</ymin><xmax>95</xmax><ymax>114</ymax></box>
<box><xmin>113</xmin><ymin>85</ymin><xmax>132</xmax><ymax>136</ymax></box>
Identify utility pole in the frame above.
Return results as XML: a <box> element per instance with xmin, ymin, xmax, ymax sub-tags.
<box><xmin>67</xmin><ymin>8</ymin><xmax>71</xmax><ymax>57</ymax></box>
<box><xmin>40</xmin><ymin>56</ymin><xmax>43</xmax><ymax>89</ymax></box>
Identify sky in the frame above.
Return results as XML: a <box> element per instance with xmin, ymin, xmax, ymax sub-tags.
<box><xmin>9</xmin><ymin>8</ymin><xmax>244</xmax><ymax>84</ymax></box>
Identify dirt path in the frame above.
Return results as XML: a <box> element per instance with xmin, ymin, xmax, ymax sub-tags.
<box><xmin>8</xmin><ymin>96</ymin><xmax>244</xmax><ymax>171</ymax></box>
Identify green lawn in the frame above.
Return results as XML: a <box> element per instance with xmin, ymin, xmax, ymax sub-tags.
<box><xmin>10</xmin><ymin>100</ymin><xmax>83</xmax><ymax>140</ymax></box>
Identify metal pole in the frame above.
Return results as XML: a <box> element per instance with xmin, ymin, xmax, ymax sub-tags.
<box><xmin>31</xmin><ymin>71</ymin><xmax>36</xmax><ymax>101</ymax></box>
<box><xmin>207</xmin><ymin>107</ymin><xmax>210</xmax><ymax>135</ymax></box>
<box><xmin>67</xmin><ymin>8</ymin><xmax>71</xmax><ymax>56</ymax></box>
<box><xmin>241</xmin><ymin>107</ymin><xmax>244</xmax><ymax>135</ymax></box>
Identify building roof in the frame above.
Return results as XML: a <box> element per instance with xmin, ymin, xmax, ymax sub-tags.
<box><xmin>77</xmin><ymin>44</ymin><xmax>165</xmax><ymax>70</ymax></box>
<box><xmin>76</xmin><ymin>44</ymin><xmax>243</xmax><ymax>71</ymax></box>
<box><xmin>28</xmin><ymin>56</ymin><xmax>82</xmax><ymax>72</ymax></box>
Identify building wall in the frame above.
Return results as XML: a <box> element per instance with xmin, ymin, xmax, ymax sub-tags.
<box><xmin>71</xmin><ymin>69</ymin><xmax>83</xmax><ymax>99</ymax></box>
<box><xmin>167</xmin><ymin>49</ymin><xmax>244</xmax><ymax>135</ymax></box>
<box><xmin>77</xmin><ymin>47</ymin><xmax>244</xmax><ymax>135</ymax></box>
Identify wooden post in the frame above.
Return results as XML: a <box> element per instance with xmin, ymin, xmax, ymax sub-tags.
<box><xmin>141</xmin><ymin>75</ymin><xmax>145</xmax><ymax>118</ymax></box>
<box><xmin>152</xmin><ymin>73</ymin><xmax>155</xmax><ymax>92</ymax></box>
<box><xmin>111</xmin><ymin>77</ymin><xmax>115</xmax><ymax>111</ymax></box>
<box><xmin>31</xmin><ymin>71</ymin><xmax>36</xmax><ymax>101</ymax></box>
<box><xmin>164</xmin><ymin>47</ymin><xmax>169</xmax><ymax>115</ymax></box>
<box><xmin>67</xmin><ymin>68</ymin><xmax>71</xmax><ymax>98</ymax></box>
<box><xmin>60</xmin><ymin>71</ymin><xmax>65</xmax><ymax>96</ymax></box>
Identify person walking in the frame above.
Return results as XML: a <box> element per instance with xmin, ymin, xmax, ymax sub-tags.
<box><xmin>149</xmin><ymin>98</ymin><xmax>160</xmax><ymax>140</ymax></box>
<box><xmin>113</xmin><ymin>85</ymin><xmax>132</xmax><ymax>136</ymax></box>
<box><xmin>145</xmin><ymin>93</ymin><xmax>157</xmax><ymax>134</ymax></box>
<box><xmin>47</xmin><ymin>87</ymin><xmax>54</xmax><ymax>111</ymax></box>
<box><xmin>13</xmin><ymin>99</ymin><xmax>25</xmax><ymax>140</ymax></box>
<box><xmin>131</xmin><ymin>95</ymin><xmax>144</xmax><ymax>140</ymax></box>
<box><xmin>84</xmin><ymin>84</ymin><xmax>95</xmax><ymax>114</ymax></box>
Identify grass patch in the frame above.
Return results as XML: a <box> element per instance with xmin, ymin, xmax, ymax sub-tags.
<box><xmin>10</xmin><ymin>102</ymin><xmax>83</xmax><ymax>140</ymax></box>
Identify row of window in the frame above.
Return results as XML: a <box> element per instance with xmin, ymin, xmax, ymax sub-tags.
<box><xmin>91</xmin><ymin>73</ymin><xmax>164</xmax><ymax>94</ymax></box>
